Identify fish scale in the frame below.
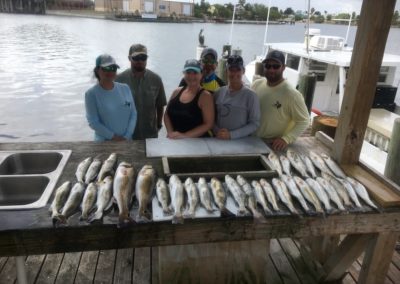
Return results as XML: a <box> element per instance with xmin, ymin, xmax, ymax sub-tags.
<box><xmin>89</xmin><ymin>176</ymin><xmax>113</xmax><ymax>223</ymax></box>
<box><xmin>346</xmin><ymin>177</ymin><xmax>378</xmax><ymax>209</ymax></box>
<box><xmin>306</xmin><ymin>178</ymin><xmax>331</xmax><ymax>212</ymax></box>
<box><xmin>259</xmin><ymin>178</ymin><xmax>280</xmax><ymax>211</ymax></box>
<box><xmin>316</xmin><ymin>177</ymin><xmax>345</xmax><ymax>211</ymax></box>
<box><xmin>170</xmin><ymin>175</ymin><xmax>184</xmax><ymax>224</ymax></box>
<box><xmin>287</xmin><ymin>149</ymin><xmax>309</xmax><ymax>178</ymax></box>
<box><xmin>271</xmin><ymin>178</ymin><xmax>298</xmax><ymax>214</ymax></box>
<box><xmin>156</xmin><ymin>178</ymin><xmax>172</xmax><ymax>215</ymax></box>
<box><xmin>293</xmin><ymin>176</ymin><xmax>323</xmax><ymax>213</ymax></box>
<box><xmin>281</xmin><ymin>174</ymin><xmax>310</xmax><ymax>213</ymax></box>
<box><xmin>184</xmin><ymin>177</ymin><xmax>199</xmax><ymax>218</ymax></box>
<box><xmin>225</xmin><ymin>175</ymin><xmax>247</xmax><ymax>216</ymax></box>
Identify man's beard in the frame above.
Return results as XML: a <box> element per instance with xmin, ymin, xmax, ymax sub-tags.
<box><xmin>133</xmin><ymin>65</ymin><xmax>145</xmax><ymax>72</ymax></box>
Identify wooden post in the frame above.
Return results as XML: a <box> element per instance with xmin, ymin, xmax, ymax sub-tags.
<box><xmin>332</xmin><ymin>0</ymin><xmax>396</xmax><ymax>164</ymax></box>
<box><xmin>384</xmin><ymin>118</ymin><xmax>400</xmax><ymax>185</ymax></box>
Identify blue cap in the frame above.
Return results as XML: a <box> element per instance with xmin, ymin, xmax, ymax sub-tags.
<box><xmin>183</xmin><ymin>59</ymin><xmax>202</xmax><ymax>73</ymax></box>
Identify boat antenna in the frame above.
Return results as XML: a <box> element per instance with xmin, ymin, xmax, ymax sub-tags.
<box><xmin>306</xmin><ymin>0</ymin><xmax>311</xmax><ymax>55</ymax></box>
<box><xmin>229</xmin><ymin>2</ymin><xmax>238</xmax><ymax>46</ymax></box>
<box><xmin>344</xmin><ymin>12</ymin><xmax>353</xmax><ymax>46</ymax></box>
<box><xmin>262</xmin><ymin>0</ymin><xmax>272</xmax><ymax>55</ymax></box>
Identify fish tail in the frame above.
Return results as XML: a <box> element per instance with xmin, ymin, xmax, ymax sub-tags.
<box><xmin>136</xmin><ymin>210</ymin><xmax>152</xmax><ymax>223</ymax></box>
<box><xmin>88</xmin><ymin>211</ymin><xmax>103</xmax><ymax>223</ymax></box>
<box><xmin>253</xmin><ymin>211</ymin><xmax>267</xmax><ymax>223</ymax></box>
<box><xmin>263</xmin><ymin>208</ymin><xmax>272</xmax><ymax>216</ymax></box>
<box><xmin>162</xmin><ymin>206</ymin><xmax>173</xmax><ymax>216</ymax></box>
<box><xmin>118</xmin><ymin>213</ymin><xmax>135</xmax><ymax>228</ymax></box>
<box><xmin>52</xmin><ymin>214</ymin><xmax>67</xmax><ymax>227</ymax></box>
<box><xmin>79</xmin><ymin>213</ymin><xmax>88</xmax><ymax>221</ymax></box>
<box><xmin>172</xmin><ymin>213</ymin><xmax>184</xmax><ymax>224</ymax></box>
<box><xmin>220</xmin><ymin>207</ymin><xmax>234</xmax><ymax>217</ymax></box>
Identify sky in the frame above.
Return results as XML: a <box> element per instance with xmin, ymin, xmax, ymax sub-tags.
<box><xmin>194</xmin><ymin>0</ymin><xmax>400</xmax><ymax>15</ymax></box>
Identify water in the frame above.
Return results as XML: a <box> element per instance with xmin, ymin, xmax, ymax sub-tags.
<box><xmin>0</xmin><ymin>13</ymin><xmax>399</xmax><ymax>142</ymax></box>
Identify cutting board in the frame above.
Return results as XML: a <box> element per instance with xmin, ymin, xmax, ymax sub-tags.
<box><xmin>146</xmin><ymin>137</ymin><xmax>270</xmax><ymax>157</ymax></box>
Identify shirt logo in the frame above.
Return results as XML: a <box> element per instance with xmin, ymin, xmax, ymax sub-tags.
<box><xmin>273</xmin><ymin>101</ymin><xmax>282</xmax><ymax>109</ymax></box>
<box><xmin>124</xmin><ymin>101</ymin><xmax>131</xmax><ymax>107</ymax></box>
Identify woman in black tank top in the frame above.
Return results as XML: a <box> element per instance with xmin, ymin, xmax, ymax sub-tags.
<box><xmin>164</xmin><ymin>59</ymin><xmax>215</xmax><ymax>139</ymax></box>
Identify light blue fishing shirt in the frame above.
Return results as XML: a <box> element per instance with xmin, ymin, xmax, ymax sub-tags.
<box><xmin>85</xmin><ymin>82</ymin><xmax>137</xmax><ymax>141</ymax></box>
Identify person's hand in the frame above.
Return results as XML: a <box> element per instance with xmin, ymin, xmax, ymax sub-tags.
<box><xmin>216</xmin><ymin>128</ymin><xmax>231</xmax><ymax>140</ymax></box>
<box><xmin>271</xmin><ymin>138</ymin><xmax>288</xmax><ymax>151</ymax></box>
<box><xmin>167</xmin><ymin>131</ymin><xmax>186</xmax><ymax>139</ymax></box>
<box><xmin>111</xmin><ymin>135</ymin><xmax>126</xmax><ymax>141</ymax></box>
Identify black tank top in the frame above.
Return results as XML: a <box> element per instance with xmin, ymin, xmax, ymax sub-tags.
<box><xmin>167</xmin><ymin>86</ymin><xmax>205</xmax><ymax>134</ymax></box>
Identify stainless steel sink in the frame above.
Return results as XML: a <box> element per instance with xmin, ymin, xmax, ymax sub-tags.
<box><xmin>0</xmin><ymin>150</ymin><xmax>71</xmax><ymax>210</ymax></box>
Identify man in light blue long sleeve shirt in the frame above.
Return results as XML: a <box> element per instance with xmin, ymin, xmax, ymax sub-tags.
<box><xmin>214</xmin><ymin>55</ymin><xmax>260</xmax><ymax>139</ymax></box>
<box><xmin>85</xmin><ymin>54</ymin><xmax>137</xmax><ymax>142</ymax></box>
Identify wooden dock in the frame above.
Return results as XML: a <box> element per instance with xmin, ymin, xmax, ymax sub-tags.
<box><xmin>0</xmin><ymin>238</ymin><xmax>399</xmax><ymax>284</ymax></box>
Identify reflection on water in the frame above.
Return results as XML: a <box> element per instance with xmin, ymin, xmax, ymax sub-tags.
<box><xmin>0</xmin><ymin>14</ymin><xmax>399</xmax><ymax>142</ymax></box>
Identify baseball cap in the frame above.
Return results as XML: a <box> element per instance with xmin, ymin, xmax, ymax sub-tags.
<box><xmin>226</xmin><ymin>55</ymin><xmax>244</xmax><ymax>69</ymax></box>
<box><xmin>262</xmin><ymin>50</ymin><xmax>285</xmax><ymax>65</ymax></box>
<box><xmin>95</xmin><ymin>54</ymin><xmax>120</xmax><ymax>68</ymax></box>
<box><xmin>183</xmin><ymin>59</ymin><xmax>202</xmax><ymax>73</ymax></box>
<box><xmin>200</xmin><ymin>47</ymin><xmax>218</xmax><ymax>60</ymax></box>
<box><xmin>129</xmin><ymin>44</ymin><xmax>147</xmax><ymax>57</ymax></box>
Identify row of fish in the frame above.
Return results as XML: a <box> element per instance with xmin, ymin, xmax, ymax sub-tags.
<box><xmin>156</xmin><ymin>172</ymin><xmax>378</xmax><ymax>224</ymax></box>
<box><xmin>50</xmin><ymin>153</ymin><xmax>158</xmax><ymax>227</ymax></box>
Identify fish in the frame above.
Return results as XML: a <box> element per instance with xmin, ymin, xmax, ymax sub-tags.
<box><xmin>339</xmin><ymin>178</ymin><xmax>362</xmax><ymax>208</ymax></box>
<box><xmin>75</xmin><ymin>157</ymin><xmax>92</xmax><ymax>183</ymax></box>
<box><xmin>271</xmin><ymin>178</ymin><xmax>298</xmax><ymax>214</ymax></box>
<box><xmin>210</xmin><ymin>177</ymin><xmax>231</xmax><ymax>216</ymax></box>
<box><xmin>346</xmin><ymin>177</ymin><xmax>378</xmax><ymax>209</ymax></box>
<box><xmin>113</xmin><ymin>162</ymin><xmax>135</xmax><ymax>226</ymax></box>
<box><xmin>309</xmin><ymin>151</ymin><xmax>334</xmax><ymax>176</ymax></box>
<box><xmin>268</xmin><ymin>151</ymin><xmax>283</xmax><ymax>176</ymax></box>
<box><xmin>135</xmin><ymin>165</ymin><xmax>156</xmax><ymax>222</ymax></box>
<box><xmin>306</xmin><ymin>178</ymin><xmax>332</xmax><ymax>212</ymax></box>
<box><xmin>320</xmin><ymin>153</ymin><xmax>347</xmax><ymax>179</ymax></box>
<box><xmin>316</xmin><ymin>177</ymin><xmax>345</xmax><ymax>211</ymax></box>
<box><xmin>287</xmin><ymin>148</ymin><xmax>309</xmax><ymax>177</ymax></box>
<box><xmin>246</xmin><ymin>190</ymin><xmax>265</xmax><ymax>222</ymax></box>
<box><xmin>321</xmin><ymin>172</ymin><xmax>352</xmax><ymax>207</ymax></box>
<box><xmin>259</xmin><ymin>178</ymin><xmax>280</xmax><ymax>211</ymax></box>
<box><xmin>301</xmin><ymin>154</ymin><xmax>318</xmax><ymax>178</ymax></box>
<box><xmin>80</xmin><ymin>182</ymin><xmax>98</xmax><ymax>221</ymax></box>
<box><xmin>184</xmin><ymin>177</ymin><xmax>199</xmax><ymax>218</ymax></box>
<box><xmin>49</xmin><ymin>181</ymin><xmax>71</xmax><ymax>218</ymax></box>
<box><xmin>251</xmin><ymin>180</ymin><xmax>272</xmax><ymax>215</ymax></box>
<box><xmin>281</xmin><ymin>174</ymin><xmax>310</xmax><ymax>213</ymax></box>
<box><xmin>293</xmin><ymin>176</ymin><xmax>323</xmax><ymax>213</ymax></box>
<box><xmin>198</xmin><ymin>177</ymin><xmax>214</xmax><ymax>212</ymax></box>
<box><xmin>53</xmin><ymin>182</ymin><xmax>86</xmax><ymax>225</ymax></box>
<box><xmin>89</xmin><ymin>176</ymin><xmax>113</xmax><ymax>222</ymax></box>
<box><xmin>169</xmin><ymin>175</ymin><xmax>184</xmax><ymax>224</ymax></box>
<box><xmin>97</xmin><ymin>153</ymin><xmax>117</xmax><ymax>182</ymax></box>
<box><xmin>156</xmin><ymin>178</ymin><xmax>173</xmax><ymax>215</ymax></box>
<box><xmin>84</xmin><ymin>157</ymin><xmax>102</xmax><ymax>184</ymax></box>
<box><xmin>279</xmin><ymin>155</ymin><xmax>292</xmax><ymax>176</ymax></box>
<box><xmin>225</xmin><ymin>175</ymin><xmax>247</xmax><ymax>216</ymax></box>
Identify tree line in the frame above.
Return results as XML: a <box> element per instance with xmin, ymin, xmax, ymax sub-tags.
<box><xmin>194</xmin><ymin>0</ymin><xmax>400</xmax><ymax>26</ymax></box>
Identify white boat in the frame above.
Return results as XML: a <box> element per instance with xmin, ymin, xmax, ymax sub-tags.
<box><xmin>244</xmin><ymin>28</ymin><xmax>400</xmax><ymax>174</ymax></box>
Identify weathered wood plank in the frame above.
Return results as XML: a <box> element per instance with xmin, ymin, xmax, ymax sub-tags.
<box><xmin>151</xmin><ymin>247</ymin><xmax>159</xmax><ymax>284</ymax></box>
<box><xmin>391</xmin><ymin>250</ymin><xmax>400</xmax><ymax>270</ymax></box>
<box><xmin>0</xmin><ymin>257</ymin><xmax>7</xmax><ymax>273</ymax></box>
<box><xmin>74</xmin><ymin>251</ymin><xmax>99</xmax><ymax>284</ymax></box>
<box><xmin>25</xmin><ymin>254</ymin><xmax>46</xmax><ymax>284</ymax></box>
<box><xmin>278</xmin><ymin>238</ymin><xmax>318</xmax><ymax>283</ymax></box>
<box><xmin>55</xmin><ymin>252</ymin><xmax>81</xmax><ymax>284</ymax></box>
<box><xmin>358</xmin><ymin>232</ymin><xmax>398</xmax><ymax>284</ymax></box>
<box><xmin>159</xmin><ymin>240</ymin><xmax>269</xmax><ymax>283</ymax></box>
<box><xmin>306</xmin><ymin>235</ymin><xmax>340</xmax><ymax>265</ymax></box>
<box><xmin>323</xmin><ymin>234</ymin><xmax>372</xmax><ymax>282</ymax></box>
<box><xmin>35</xmin><ymin>253</ymin><xmax>63</xmax><ymax>284</ymax></box>
<box><xmin>94</xmin><ymin>250</ymin><xmax>116</xmax><ymax>284</ymax></box>
<box><xmin>113</xmin><ymin>248</ymin><xmax>133</xmax><ymax>284</ymax></box>
<box><xmin>342</xmin><ymin>273</ymin><xmax>356</xmax><ymax>284</ymax></box>
<box><xmin>384</xmin><ymin>118</ymin><xmax>400</xmax><ymax>185</ymax></box>
<box><xmin>269</xmin><ymin>239</ymin><xmax>300</xmax><ymax>284</ymax></box>
<box><xmin>132</xmin><ymin>247</ymin><xmax>151</xmax><ymax>284</ymax></box>
<box><xmin>357</xmin><ymin>251</ymin><xmax>400</xmax><ymax>284</ymax></box>
<box><xmin>333</xmin><ymin>0</ymin><xmax>397</xmax><ymax>163</ymax></box>
<box><xmin>348</xmin><ymin>257</ymin><xmax>393</xmax><ymax>284</ymax></box>
<box><xmin>0</xmin><ymin>257</ymin><xmax>19</xmax><ymax>283</ymax></box>
<box><xmin>265</xmin><ymin>254</ymin><xmax>284</xmax><ymax>284</ymax></box>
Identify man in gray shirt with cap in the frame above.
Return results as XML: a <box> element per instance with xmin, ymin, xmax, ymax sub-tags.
<box><xmin>116</xmin><ymin>44</ymin><xmax>167</xmax><ymax>139</ymax></box>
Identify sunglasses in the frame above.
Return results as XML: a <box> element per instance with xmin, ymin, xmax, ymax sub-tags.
<box><xmin>264</xmin><ymin>64</ymin><xmax>281</xmax><ymax>70</ymax></box>
<box><xmin>101</xmin><ymin>65</ymin><xmax>118</xmax><ymax>72</ymax></box>
<box><xmin>131</xmin><ymin>54</ymin><xmax>148</xmax><ymax>61</ymax></box>
<box><xmin>202</xmin><ymin>58</ymin><xmax>217</xmax><ymax>65</ymax></box>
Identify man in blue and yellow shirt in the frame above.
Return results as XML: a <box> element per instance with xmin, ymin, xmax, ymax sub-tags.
<box><xmin>179</xmin><ymin>48</ymin><xmax>225</xmax><ymax>93</ymax></box>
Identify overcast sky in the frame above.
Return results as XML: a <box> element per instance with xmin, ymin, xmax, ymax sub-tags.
<box><xmin>195</xmin><ymin>0</ymin><xmax>400</xmax><ymax>14</ymax></box>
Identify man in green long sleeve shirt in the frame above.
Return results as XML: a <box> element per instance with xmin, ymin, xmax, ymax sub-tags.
<box><xmin>252</xmin><ymin>50</ymin><xmax>310</xmax><ymax>151</ymax></box>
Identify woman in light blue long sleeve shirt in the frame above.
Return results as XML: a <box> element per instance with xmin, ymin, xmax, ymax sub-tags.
<box><xmin>85</xmin><ymin>54</ymin><xmax>137</xmax><ymax>142</ymax></box>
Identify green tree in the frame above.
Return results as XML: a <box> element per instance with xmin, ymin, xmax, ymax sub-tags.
<box><xmin>314</xmin><ymin>15</ymin><xmax>324</xmax><ymax>23</ymax></box>
<box><xmin>392</xmin><ymin>10</ymin><xmax>399</xmax><ymax>25</ymax></box>
<box><xmin>283</xmin><ymin>7</ymin><xmax>294</xmax><ymax>15</ymax></box>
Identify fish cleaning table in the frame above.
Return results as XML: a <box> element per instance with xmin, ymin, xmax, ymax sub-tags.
<box><xmin>0</xmin><ymin>138</ymin><xmax>399</xmax><ymax>284</ymax></box>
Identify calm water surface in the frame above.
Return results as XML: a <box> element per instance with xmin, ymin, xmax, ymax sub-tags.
<box><xmin>0</xmin><ymin>13</ymin><xmax>399</xmax><ymax>142</ymax></box>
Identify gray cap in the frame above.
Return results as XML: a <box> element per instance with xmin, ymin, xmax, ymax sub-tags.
<box><xmin>200</xmin><ymin>47</ymin><xmax>218</xmax><ymax>60</ymax></box>
<box><xmin>95</xmin><ymin>54</ymin><xmax>120</xmax><ymax>68</ymax></box>
<box><xmin>129</xmin><ymin>44</ymin><xmax>147</xmax><ymax>57</ymax></box>
<box><xmin>183</xmin><ymin>59</ymin><xmax>202</xmax><ymax>73</ymax></box>
<box><xmin>226</xmin><ymin>55</ymin><xmax>244</xmax><ymax>69</ymax></box>
<box><xmin>262</xmin><ymin>50</ymin><xmax>285</xmax><ymax>65</ymax></box>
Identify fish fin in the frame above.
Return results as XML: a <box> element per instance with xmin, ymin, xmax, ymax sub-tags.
<box><xmin>88</xmin><ymin>211</ymin><xmax>104</xmax><ymax>223</ymax></box>
<box><xmin>220</xmin><ymin>207</ymin><xmax>234</xmax><ymax>218</ymax></box>
<box><xmin>172</xmin><ymin>213</ymin><xmax>184</xmax><ymax>224</ymax></box>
